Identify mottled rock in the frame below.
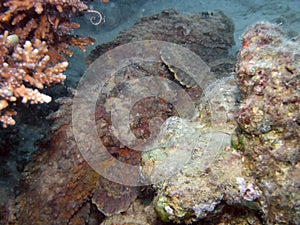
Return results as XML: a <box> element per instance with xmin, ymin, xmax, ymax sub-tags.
<box><xmin>86</xmin><ymin>9</ymin><xmax>236</xmax><ymax>79</ymax></box>
<box><xmin>8</xmin><ymin>9</ymin><xmax>238</xmax><ymax>225</ymax></box>
<box><xmin>10</xmin><ymin>99</ymin><xmax>141</xmax><ymax>224</ymax></box>
<box><xmin>148</xmin><ymin>22</ymin><xmax>300</xmax><ymax>225</ymax></box>
<box><xmin>92</xmin><ymin>178</ymin><xmax>139</xmax><ymax>216</ymax></box>
<box><xmin>234</xmin><ymin>22</ymin><xmax>300</xmax><ymax>224</ymax></box>
<box><xmin>141</xmin><ymin>77</ymin><xmax>263</xmax><ymax>223</ymax></box>
<box><xmin>12</xmin><ymin>123</ymin><xmax>100</xmax><ymax>224</ymax></box>
<box><xmin>100</xmin><ymin>199</ymin><xmax>165</xmax><ymax>225</ymax></box>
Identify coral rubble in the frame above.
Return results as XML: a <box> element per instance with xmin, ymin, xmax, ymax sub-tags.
<box><xmin>0</xmin><ymin>0</ymin><xmax>95</xmax><ymax>127</ymax></box>
<box><xmin>234</xmin><ymin>22</ymin><xmax>300</xmax><ymax>224</ymax></box>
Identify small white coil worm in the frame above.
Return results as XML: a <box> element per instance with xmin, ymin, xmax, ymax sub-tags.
<box><xmin>86</xmin><ymin>9</ymin><xmax>105</xmax><ymax>26</ymax></box>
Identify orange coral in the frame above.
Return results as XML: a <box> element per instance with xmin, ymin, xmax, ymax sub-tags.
<box><xmin>0</xmin><ymin>0</ymin><xmax>96</xmax><ymax>127</ymax></box>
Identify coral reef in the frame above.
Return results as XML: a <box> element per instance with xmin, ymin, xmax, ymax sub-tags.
<box><xmin>4</xmin><ymin>10</ymin><xmax>236</xmax><ymax>224</ymax></box>
<box><xmin>2</xmin><ymin>3</ymin><xmax>298</xmax><ymax>222</ymax></box>
<box><xmin>8</xmin><ymin>94</ymin><xmax>142</xmax><ymax>224</ymax></box>
<box><xmin>234</xmin><ymin>22</ymin><xmax>300</xmax><ymax>224</ymax></box>
<box><xmin>140</xmin><ymin>77</ymin><xmax>264</xmax><ymax>224</ymax></box>
<box><xmin>144</xmin><ymin>22</ymin><xmax>300</xmax><ymax>225</ymax></box>
<box><xmin>0</xmin><ymin>0</ymin><xmax>95</xmax><ymax>127</ymax></box>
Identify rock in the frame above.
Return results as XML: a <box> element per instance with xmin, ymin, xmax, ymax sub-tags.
<box><xmin>234</xmin><ymin>22</ymin><xmax>300</xmax><ymax>224</ymax></box>
<box><xmin>141</xmin><ymin>76</ymin><xmax>263</xmax><ymax>224</ymax></box>
<box><xmin>86</xmin><ymin>9</ymin><xmax>236</xmax><ymax>79</ymax></box>
<box><xmin>8</xmin><ymin>9</ymin><xmax>238</xmax><ymax>224</ymax></box>
<box><xmin>12</xmin><ymin>123</ymin><xmax>100</xmax><ymax>224</ymax></box>
<box><xmin>100</xmin><ymin>199</ymin><xmax>164</xmax><ymax>225</ymax></box>
<box><xmin>147</xmin><ymin>22</ymin><xmax>300</xmax><ymax>225</ymax></box>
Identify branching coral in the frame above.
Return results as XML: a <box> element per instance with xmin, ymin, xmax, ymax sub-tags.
<box><xmin>0</xmin><ymin>0</ymin><xmax>96</xmax><ymax>127</ymax></box>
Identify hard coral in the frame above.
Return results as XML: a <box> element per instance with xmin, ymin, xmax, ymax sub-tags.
<box><xmin>0</xmin><ymin>0</ymin><xmax>95</xmax><ymax>127</ymax></box>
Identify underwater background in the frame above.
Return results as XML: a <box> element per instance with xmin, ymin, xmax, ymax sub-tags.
<box><xmin>0</xmin><ymin>0</ymin><xmax>299</xmax><ymax>224</ymax></box>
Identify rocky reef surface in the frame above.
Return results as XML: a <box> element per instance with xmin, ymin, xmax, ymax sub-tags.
<box><xmin>234</xmin><ymin>22</ymin><xmax>300</xmax><ymax>224</ymax></box>
<box><xmin>2</xmin><ymin>9</ymin><xmax>235</xmax><ymax>224</ymax></box>
<box><xmin>86</xmin><ymin>9</ymin><xmax>236</xmax><ymax>79</ymax></box>
<box><xmin>2</xmin><ymin>9</ymin><xmax>299</xmax><ymax>225</ymax></box>
<box><xmin>141</xmin><ymin>76</ymin><xmax>263</xmax><ymax>224</ymax></box>
<box><xmin>141</xmin><ymin>22</ymin><xmax>300</xmax><ymax>224</ymax></box>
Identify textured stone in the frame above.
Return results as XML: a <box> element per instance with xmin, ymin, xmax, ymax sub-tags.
<box><xmin>234</xmin><ymin>22</ymin><xmax>300</xmax><ymax>224</ymax></box>
<box><xmin>86</xmin><ymin>9</ymin><xmax>236</xmax><ymax>79</ymax></box>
